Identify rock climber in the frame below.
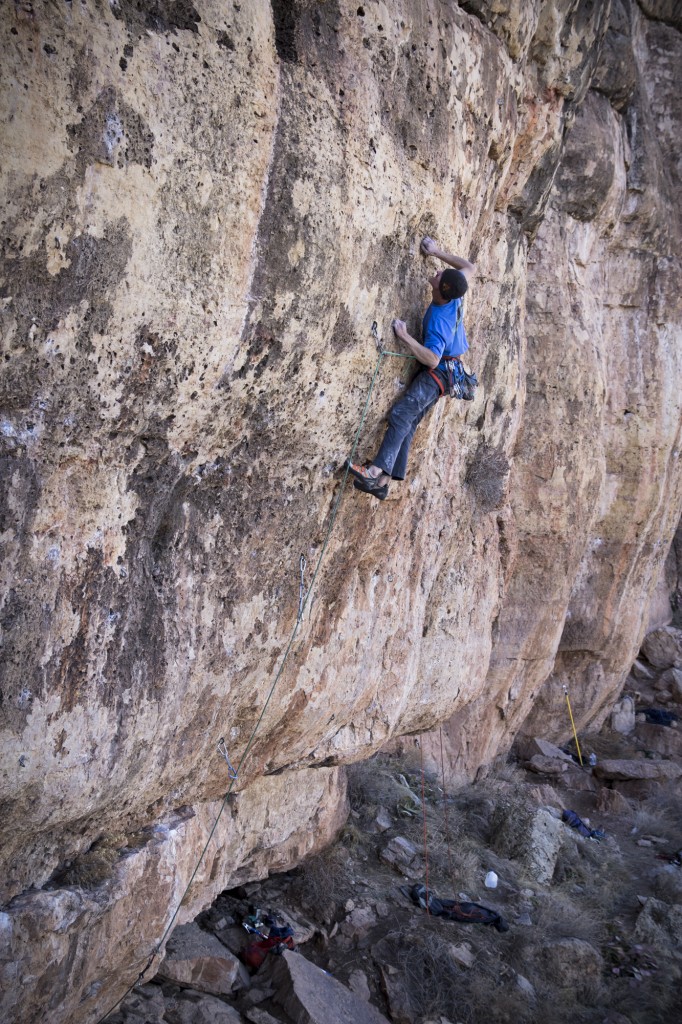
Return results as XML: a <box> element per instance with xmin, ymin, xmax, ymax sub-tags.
<box><xmin>348</xmin><ymin>236</ymin><xmax>475</xmax><ymax>500</ymax></box>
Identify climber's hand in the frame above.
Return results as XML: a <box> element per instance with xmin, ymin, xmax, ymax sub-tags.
<box><xmin>392</xmin><ymin>318</ymin><xmax>408</xmax><ymax>340</ymax></box>
<box><xmin>420</xmin><ymin>236</ymin><xmax>438</xmax><ymax>257</ymax></box>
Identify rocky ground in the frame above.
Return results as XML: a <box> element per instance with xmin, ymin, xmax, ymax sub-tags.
<box><xmin>105</xmin><ymin>625</ymin><xmax>682</xmax><ymax>1024</ymax></box>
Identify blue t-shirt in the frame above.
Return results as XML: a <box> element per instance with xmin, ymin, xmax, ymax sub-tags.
<box><xmin>423</xmin><ymin>299</ymin><xmax>468</xmax><ymax>369</ymax></box>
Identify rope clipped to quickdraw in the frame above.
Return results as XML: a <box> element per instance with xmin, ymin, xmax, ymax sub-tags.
<box><xmin>297</xmin><ymin>554</ymin><xmax>307</xmax><ymax>624</ymax></box>
<box><xmin>217</xmin><ymin>738</ymin><xmax>238</xmax><ymax>780</ymax></box>
<box><xmin>563</xmin><ymin>684</ymin><xmax>583</xmax><ymax>766</ymax></box>
<box><xmin>419</xmin><ymin>740</ymin><xmax>430</xmax><ymax>915</ymax></box>
<box><xmin>95</xmin><ymin>329</ymin><xmax>415</xmax><ymax>1024</ymax></box>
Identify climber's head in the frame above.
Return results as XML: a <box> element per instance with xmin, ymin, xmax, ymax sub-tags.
<box><xmin>430</xmin><ymin>268</ymin><xmax>468</xmax><ymax>304</ymax></box>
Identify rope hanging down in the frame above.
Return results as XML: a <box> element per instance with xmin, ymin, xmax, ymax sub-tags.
<box><xmin>563</xmin><ymin>684</ymin><xmax>584</xmax><ymax>766</ymax></box>
<box><xmin>96</xmin><ymin>335</ymin><xmax>413</xmax><ymax>1024</ymax></box>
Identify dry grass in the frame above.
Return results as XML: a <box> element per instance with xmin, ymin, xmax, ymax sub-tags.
<box><xmin>288</xmin><ymin>845</ymin><xmax>357</xmax><ymax>924</ymax></box>
<box><xmin>465</xmin><ymin>443</ymin><xmax>510</xmax><ymax>511</ymax></box>
<box><xmin>49</xmin><ymin>834</ymin><xmax>127</xmax><ymax>890</ymax></box>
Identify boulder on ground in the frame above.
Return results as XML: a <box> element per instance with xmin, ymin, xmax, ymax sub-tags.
<box><xmin>348</xmin><ymin>969</ymin><xmax>371</xmax><ymax>1001</ymax></box>
<box><xmin>491</xmin><ymin>802</ymin><xmax>565</xmax><ymax>885</ymax></box>
<box><xmin>263</xmin><ymin>949</ymin><xmax>390</xmax><ymax>1024</ymax></box>
<box><xmin>660</xmin><ymin>667</ymin><xmax>682</xmax><ymax>700</ymax></box>
<box><xmin>116</xmin><ymin>984</ymin><xmax>166</xmax><ymax>1023</ymax></box>
<box><xmin>610</xmin><ymin>696</ymin><xmax>636</xmax><ymax>735</ymax></box>
<box><xmin>447</xmin><ymin>942</ymin><xmax>475</xmax><ymax>969</ymax></box>
<box><xmin>525</xmin><ymin>784</ymin><xmax>563</xmax><ymax>810</ymax></box>
<box><xmin>640</xmin><ymin>626</ymin><xmax>682</xmax><ymax>669</ymax></box>
<box><xmin>157</xmin><ymin>923</ymin><xmax>249</xmax><ymax>997</ymax></box>
<box><xmin>595</xmin><ymin>788</ymin><xmax>632</xmax><ymax>814</ymax></box>
<box><xmin>635</xmin><ymin>722</ymin><xmax>682</xmax><ymax>757</ymax></box>
<box><xmin>517</xmin><ymin>737</ymin><xmax>575</xmax><ymax>763</ymax></box>
<box><xmin>593</xmin><ymin>759</ymin><xmax>682</xmax><ymax>782</ymax></box>
<box><xmin>525</xmin><ymin>755</ymin><xmax>569</xmax><ymax>776</ymax></box>
<box><xmin>367</xmin><ymin>807</ymin><xmax>393</xmax><ymax>833</ymax></box>
<box><xmin>380</xmin><ymin>836</ymin><xmax>420</xmax><ymax>875</ymax></box>
<box><xmin>634</xmin><ymin>897</ymin><xmax>682</xmax><ymax>949</ymax></box>
<box><xmin>163</xmin><ymin>990</ymin><xmax>245</xmax><ymax>1024</ymax></box>
<box><xmin>632</xmin><ymin>659</ymin><xmax>655</xmax><ymax>680</ymax></box>
<box><xmin>379</xmin><ymin>962</ymin><xmax>414</xmax><ymax>1024</ymax></box>
<box><xmin>340</xmin><ymin>906</ymin><xmax>377</xmax><ymax>941</ymax></box>
<box><xmin>527</xmin><ymin>937</ymin><xmax>603</xmax><ymax>987</ymax></box>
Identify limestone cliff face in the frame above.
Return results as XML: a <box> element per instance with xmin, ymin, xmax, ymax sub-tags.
<box><xmin>1</xmin><ymin>2</ymin><xmax>680</xmax><ymax>1022</ymax></box>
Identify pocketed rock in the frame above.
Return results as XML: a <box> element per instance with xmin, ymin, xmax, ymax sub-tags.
<box><xmin>634</xmin><ymin>898</ymin><xmax>682</xmax><ymax>949</ymax></box>
<box><xmin>640</xmin><ymin>627</ymin><xmax>682</xmax><ymax>670</ymax></box>
<box><xmin>593</xmin><ymin>759</ymin><xmax>682</xmax><ymax>782</ymax></box>
<box><xmin>263</xmin><ymin>949</ymin><xmax>390</xmax><ymax>1024</ymax></box>
<box><xmin>157</xmin><ymin>923</ymin><xmax>249</xmax><ymax>997</ymax></box>
<box><xmin>491</xmin><ymin>802</ymin><xmax>565</xmax><ymax>885</ymax></box>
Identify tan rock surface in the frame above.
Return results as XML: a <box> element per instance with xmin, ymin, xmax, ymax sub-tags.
<box><xmin>0</xmin><ymin>2</ymin><xmax>681</xmax><ymax>1022</ymax></box>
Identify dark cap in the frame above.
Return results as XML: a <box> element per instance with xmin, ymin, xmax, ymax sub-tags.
<box><xmin>439</xmin><ymin>268</ymin><xmax>468</xmax><ymax>301</ymax></box>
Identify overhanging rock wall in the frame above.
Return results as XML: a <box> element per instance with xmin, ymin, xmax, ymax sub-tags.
<box><xmin>0</xmin><ymin>2</ymin><xmax>681</xmax><ymax>1022</ymax></box>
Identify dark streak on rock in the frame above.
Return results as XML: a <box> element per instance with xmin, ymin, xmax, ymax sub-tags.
<box><xmin>111</xmin><ymin>0</ymin><xmax>201</xmax><ymax>39</ymax></box>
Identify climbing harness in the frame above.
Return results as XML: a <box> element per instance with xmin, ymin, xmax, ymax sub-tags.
<box><xmin>563</xmin><ymin>684</ymin><xmax>584</xmax><ymax>767</ymax></box>
<box><xmin>95</xmin><ymin>328</ymin><xmax>414</xmax><ymax>1024</ymax></box>
<box><xmin>217</xmin><ymin>738</ymin><xmax>238</xmax><ymax>781</ymax></box>
<box><xmin>425</xmin><ymin>299</ymin><xmax>477</xmax><ymax>401</ymax></box>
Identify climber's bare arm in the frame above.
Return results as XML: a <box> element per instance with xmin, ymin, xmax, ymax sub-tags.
<box><xmin>420</xmin><ymin>236</ymin><xmax>475</xmax><ymax>280</ymax></box>
<box><xmin>392</xmin><ymin>319</ymin><xmax>440</xmax><ymax>370</ymax></box>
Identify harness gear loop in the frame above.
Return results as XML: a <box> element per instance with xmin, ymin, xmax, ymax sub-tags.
<box><xmin>563</xmin><ymin>685</ymin><xmax>584</xmax><ymax>767</ymax></box>
<box><xmin>217</xmin><ymin>738</ymin><xmax>239</xmax><ymax>780</ymax></box>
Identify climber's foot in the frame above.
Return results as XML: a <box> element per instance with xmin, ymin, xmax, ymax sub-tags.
<box><xmin>353</xmin><ymin>477</ymin><xmax>389</xmax><ymax>501</ymax></box>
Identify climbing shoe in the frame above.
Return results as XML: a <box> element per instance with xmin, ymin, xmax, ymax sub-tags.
<box><xmin>353</xmin><ymin>477</ymin><xmax>388</xmax><ymax>501</ymax></box>
<box><xmin>346</xmin><ymin>460</ymin><xmax>381</xmax><ymax>483</ymax></box>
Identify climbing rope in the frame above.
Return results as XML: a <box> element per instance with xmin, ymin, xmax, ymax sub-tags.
<box><xmin>95</xmin><ymin>336</ymin><xmax>414</xmax><ymax>1023</ymax></box>
<box><xmin>563</xmin><ymin>684</ymin><xmax>584</xmax><ymax>767</ymax></box>
<box><xmin>438</xmin><ymin>726</ymin><xmax>455</xmax><ymax>889</ymax></box>
<box><xmin>419</xmin><ymin>740</ymin><xmax>430</xmax><ymax>915</ymax></box>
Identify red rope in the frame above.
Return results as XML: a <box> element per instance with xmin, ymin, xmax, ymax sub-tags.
<box><xmin>419</xmin><ymin>740</ymin><xmax>430</xmax><ymax>914</ymax></box>
<box><xmin>438</xmin><ymin>726</ymin><xmax>455</xmax><ymax>889</ymax></box>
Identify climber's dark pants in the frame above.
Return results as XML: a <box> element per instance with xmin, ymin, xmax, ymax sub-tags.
<box><xmin>373</xmin><ymin>370</ymin><xmax>441</xmax><ymax>481</ymax></box>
